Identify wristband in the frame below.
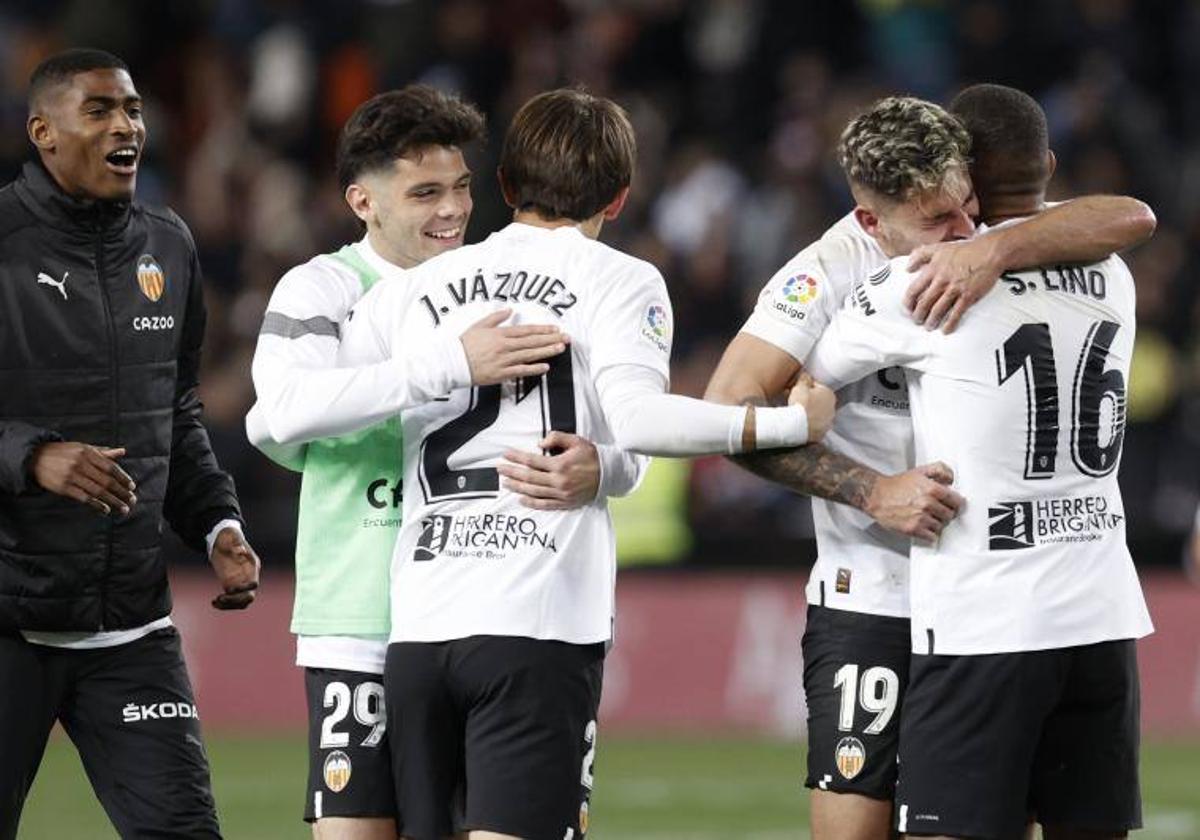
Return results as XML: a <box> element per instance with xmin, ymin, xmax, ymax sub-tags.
<box><xmin>753</xmin><ymin>404</ymin><xmax>809</xmax><ymax>449</ymax></box>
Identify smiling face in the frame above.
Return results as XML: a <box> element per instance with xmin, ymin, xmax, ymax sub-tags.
<box><xmin>346</xmin><ymin>145</ymin><xmax>473</xmax><ymax>269</ymax></box>
<box><xmin>28</xmin><ymin>68</ymin><xmax>145</xmax><ymax>201</ymax></box>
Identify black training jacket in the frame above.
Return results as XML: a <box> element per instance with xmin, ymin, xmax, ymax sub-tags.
<box><xmin>0</xmin><ymin>160</ymin><xmax>241</xmax><ymax>631</ymax></box>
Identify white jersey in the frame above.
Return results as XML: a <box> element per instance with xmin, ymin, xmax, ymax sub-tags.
<box><xmin>741</xmin><ymin>213</ymin><xmax>912</xmax><ymax>618</ymax></box>
<box><xmin>339</xmin><ymin>222</ymin><xmax>674</xmax><ymax>645</ymax></box>
<box><xmin>806</xmin><ymin>238</ymin><xmax>1154</xmax><ymax>655</ymax></box>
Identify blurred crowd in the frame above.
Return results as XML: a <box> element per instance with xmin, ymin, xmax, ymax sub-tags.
<box><xmin>2</xmin><ymin>0</ymin><xmax>1197</xmax><ymax>567</ymax></box>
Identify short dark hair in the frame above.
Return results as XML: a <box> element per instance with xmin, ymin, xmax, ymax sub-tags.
<box><xmin>499</xmin><ymin>88</ymin><xmax>636</xmax><ymax>222</ymax></box>
<box><xmin>837</xmin><ymin>96</ymin><xmax>972</xmax><ymax>203</ymax></box>
<box><xmin>949</xmin><ymin>83</ymin><xmax>1050</xmax><ymax>198</ymax></box>
<box><xmin>29</xmin><ymin>48</ymin><xmax>129</xmax><ymax>111</ymax></box>
<box><xmin>335</xmin><ymin>85</ymin><xmax>486</xmax><ymax>190</ymax></box>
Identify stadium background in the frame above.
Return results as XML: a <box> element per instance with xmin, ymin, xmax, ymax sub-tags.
<box><xmin>3</xmin><ymin>0</ymin><xmax>1199</xmax><ymax>837</ymax></box>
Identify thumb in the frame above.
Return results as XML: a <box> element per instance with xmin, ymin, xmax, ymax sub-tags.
<box><xmin>919</xmin><ymin>461</ymin><xmax>954</xmax><ymax>485</ymax></box>
<box><xmin>98</xmin><ymin>447</ymin><xmax>127</xmax><ymax>459</ymax></box>
<box><xmin>471</xmin><ymin>308</ymin><xmax>512</xmax><ymax>330</ymax></box>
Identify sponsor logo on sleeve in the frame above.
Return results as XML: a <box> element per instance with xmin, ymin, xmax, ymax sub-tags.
<box><xmin>770</xmin><ymin>272</ymin><xmax>821</xmax><ymax>321</ymax></box>
<box><xmin>640</xmin><ymin>303</ymin><xmax>671</xmax><ymax>353</ymax></box>
<box><xmin>988</xmin><ymin>495</ymin><xmax>1124</xmax><ymax>550</ymax></box>
<box><xmin>868</xmin><ymin>264</ymin><xmax>891</xmax><ymax>285</ymax></box>
<box><xmin>835</xmin><ymin>736</ymin><xmax>866</xmax><ymax>779</ymax></box>
<box><xmin>323</xmin><ymin>750</ymin><xmax>352</xmax><ymax>792</ymax></box>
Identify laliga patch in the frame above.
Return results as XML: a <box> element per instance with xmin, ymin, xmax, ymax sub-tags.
<box><xmin>835</xmin><ymin>736</ymin><xmax>866</xmax><ymax>780</ymax></box>
<box><xmin>782</xmin><ymin>273</ymin><xmax>820</xmax><ymax>304</ymax></box>
<box><xmin>323</xmin><ymin>750</ymin><xmax>352</xmax><ymax>792</ymax></box>
<box><xmin>579</xmin><ymin>800</ymin><xmax>590</xmax><ymax>835</ymax></box>
<box><xmin>835</xmin><ymin>567</ymin><xmax>852</xmax><ymax>594</ymax></box>
<box><xmin>640</xmin><ymin>303</ymin><xmax>671</xmax><ymax>353</ymax></box>
<box><xmin>136</xmin><ymin>254</ymin><xmax>166</xmax><ymax>302</ymax></box>
<box><xmin>770</xmin><ymin>272</ymin><xmax>821</xmax><ymax>321</ymax></box>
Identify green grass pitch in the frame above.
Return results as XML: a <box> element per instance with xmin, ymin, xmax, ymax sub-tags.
<box><xmin>18</xmin><ymin>732</ymin><xmax>1200</xmax><ymax>838</ymax></box>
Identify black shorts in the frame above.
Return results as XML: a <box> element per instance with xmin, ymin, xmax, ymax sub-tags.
<box><xmin>384</xmin><ymin>636</ymin><xmax>604</xmax><ymax>840</ymax></box>
<box><xmin>0</xmin><ymin>626</ymin><xmax>219</xmax><ymax>840</ymax></box>
<box><xmin>802</xmin><ymin>604</ymin><xmax>910</xmax><ymax>800</ymax></box>
<box><xmin>303</xmin><ymin>667</ymin><xmax>396</xmax><ymax>822</ymax></box>
<box><xmin>896</xmin><ymin>639</ymin><xmax>1141</xmax><ymax>839</ymax></box>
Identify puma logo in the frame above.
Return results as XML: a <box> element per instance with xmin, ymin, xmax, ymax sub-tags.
<box><xmin>37</xmin><ymin>271</ymin><xmax>69</xmax><ymax>300</ymax></box>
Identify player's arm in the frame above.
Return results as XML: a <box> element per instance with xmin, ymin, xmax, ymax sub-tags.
<box><xmin>906</xmin><ymin>194</ymin><xmax>1156</xmax><ymax>331</ymax></box>
<box><xmin>586</xmin><ymin>266</ymin><xmax>833</xmax><ymax>456</ymax></box>
<box><xmin>251</xmin><ymin>273</ymin><xmax>566</xmax><ymax>446</ymax></box>
<box><xmin>0</xmin><ymin>421</ymin><xmax>61</xmax><ymax>494</ymax></box>
<box><xmin>598</xmin><ymin>364</ymin><xmax>832</xmax><ymax>456</ymax></box>
<box><xmin>244</xmin><ymin>404</ymin><xmax>306</xmax><ymax>471</ymax></box>
<box><xmin>705</xmin><ymin>332</ymin><xmax>960</xmax><ymax>541</ymax></box>
<box><xmin>165</xmin><ymin>239</ymin><xmax>259</xmax><ymax>609</ymax></box>
<box><xmin>247</xmin><ymin>264</ymin><xmax>358</xmax><ymax>469</ymax></box>
<box><xmin>249</xmin><ymin>274</ymin><xmax>465</xmax><ymax>445</ymax></box>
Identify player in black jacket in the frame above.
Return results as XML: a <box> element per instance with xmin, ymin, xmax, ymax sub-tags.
<box><xmin>0</xmin><ymin>49</ymin><xmax>260</xmax><ymax>839</ymax></box>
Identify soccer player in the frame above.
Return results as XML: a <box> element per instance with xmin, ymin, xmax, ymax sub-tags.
<box><xmin>245</xmin><ymin>86</ymin><xmax>648</xmax><ymax>839</ymax></box>
<box><xmin>279</xmin><ymin>88</ymin><xmax>836</xmax><ymax>839</ymax></box>
<box><xmin>804</xmin><ymin>83</ymin><xmax>1152</xmax><ymax>840</ymax></box>
<box><xmin>0</xmin><ymin>49</ymin><xmax>260</xmax><ymax>838</ymax></box>
<box><xmin>704</xmin><ymin>96</ymin><xmax>1155</xmax><ymax>840</ymax></box>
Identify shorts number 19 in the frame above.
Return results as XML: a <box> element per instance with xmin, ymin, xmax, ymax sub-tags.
<box><xmin>833</xmin><ymin>663</ymin><xmax>899</xmax><ymax>735</ymax></box>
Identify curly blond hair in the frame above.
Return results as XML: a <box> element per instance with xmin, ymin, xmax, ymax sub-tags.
<box><xmin>837</xmin><ymin>96</ymin><xmax>971</xmax><ymax>202</ymax></box>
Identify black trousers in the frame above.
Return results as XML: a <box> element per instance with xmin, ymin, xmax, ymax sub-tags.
<box><xmin>0</xmin><ymin>627</ymin><xmax>220</xmax><ymax>839</ymax></box>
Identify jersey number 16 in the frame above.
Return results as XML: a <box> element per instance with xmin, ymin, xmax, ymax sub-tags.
<box><xmin>996</xmin><ymin>320</ymin><xmax>1126</xmax><ymax>480</ymax></box>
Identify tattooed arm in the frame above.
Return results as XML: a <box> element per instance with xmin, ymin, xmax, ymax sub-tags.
<box><xmin>735</xmin><ymin>433</ymin><xmax>959</xmax><ymax>543</ymax></box>
<box><xmin>705</xmin><ymin>334</ymin><xmax>963</xmax><ymax>541</ymax></box>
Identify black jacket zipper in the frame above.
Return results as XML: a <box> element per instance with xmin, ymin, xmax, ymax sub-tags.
<box><xmin>95</xmin><ymin>224</ymin><xmax>119</xmax><ymax>630</ymax></box>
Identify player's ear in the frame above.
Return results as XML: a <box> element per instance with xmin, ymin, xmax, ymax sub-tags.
<box><xmin>601</xmin><ymin>186</ymin><xmax>630</xmax><ymax>221</ymax></box>
<box><xmin>1046</xmin><ymin>149</ymin><xmax>1057</xmax><ymax>180</ymax></box>
<box><xmin>497</xmin><ymin>167</ymin><xmax>518</xmax><ymax>209</ymax></box>
<box><xmin>344</xmin><ymin>183</ymin><xmax>373</xmax><ymax>225</ymax></box>
<box><xmin>854</xmin><ymin>205</ymin><xmax>881</xmax><ymax>238</ymax></box>
<box><xmin>27</xmin><ymin>113</ymin><xmax>55</xmax><ymax>152</ymax></box>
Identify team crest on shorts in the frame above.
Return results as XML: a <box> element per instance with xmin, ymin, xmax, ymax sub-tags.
<box><xmin>323</xmin><ymin>750</ymin><xmax>352</xmax><ymax>792</ymax></box>
<box><xmin>835</xmin><ymin>736</ymin><xmax>866</xmax><ymax>780</ymax></box>
<box><xmin>135</xmin><ymin>254</ymin><xmax>165</xmax><ymax>302</ymax></box>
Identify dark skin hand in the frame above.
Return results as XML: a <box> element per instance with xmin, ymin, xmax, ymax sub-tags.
<box><xmin>29</xmin><ymin>441</ymin><xmax>137</xmax><ymax>516</ymax></box>
<box><xmin>210</xmin><ymin>527</ymin><xmax>261</xmax><ymax>610</ymax></box>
